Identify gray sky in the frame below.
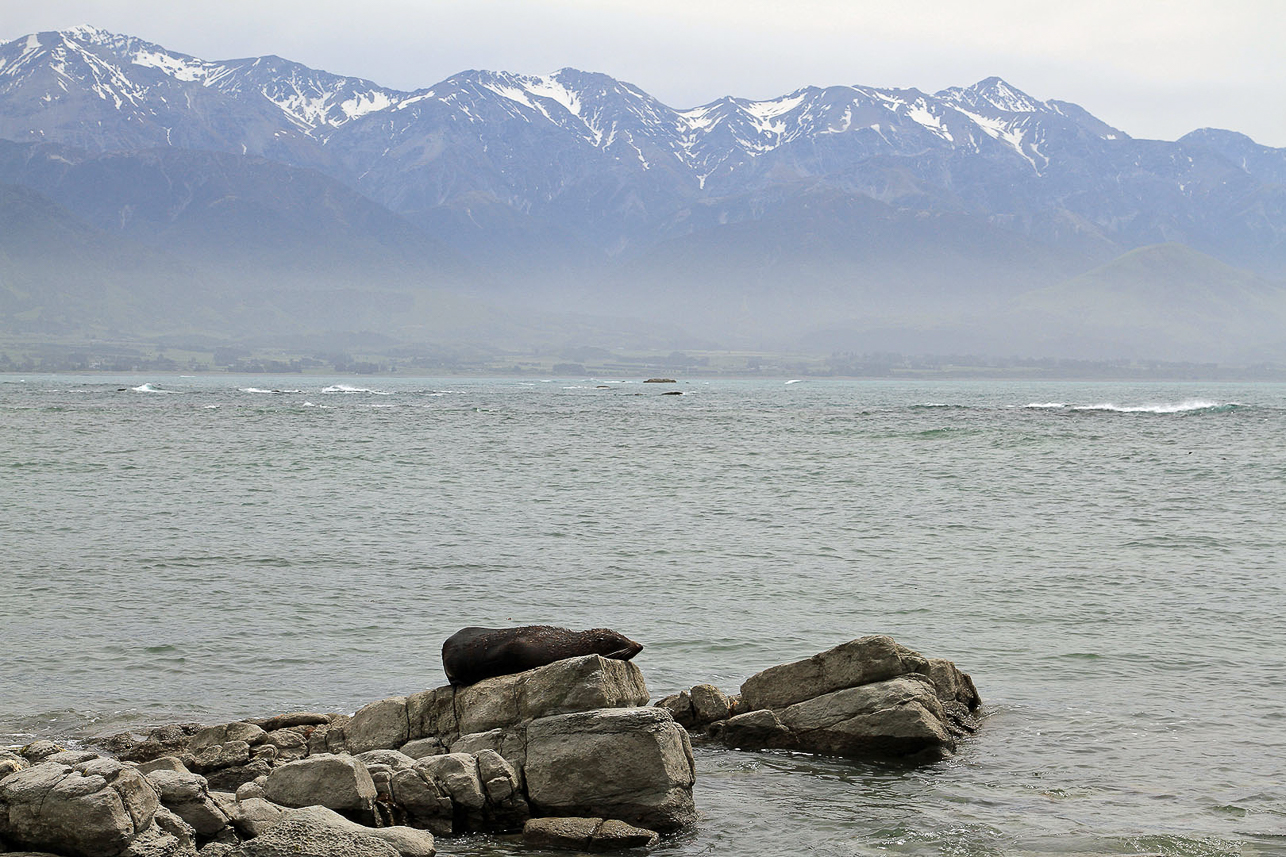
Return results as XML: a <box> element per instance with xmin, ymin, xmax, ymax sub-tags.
<box><xmin>6</xmin><ymin>0</ymin><xmax>1284</xmax><ymax>145</ymax></box>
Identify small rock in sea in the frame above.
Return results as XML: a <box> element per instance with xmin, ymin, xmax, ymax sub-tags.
<box><xmin>642</xmin><ymin>378</ymin><xmax>676</xmax><ymax>383</ymax></box>
<box><xmin>707</xmin><ymin>635</ymin><xmax>981</xmax><ymax>762</ymax></box>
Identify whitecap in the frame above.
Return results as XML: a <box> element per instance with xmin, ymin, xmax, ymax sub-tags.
<box><xmin>321</xmin><ymin>384</ymin><xmax>390</xmax><ymax>395</ymax></box>
<box><xmin>130</xmin><ymin>383</ymin><xmax>171</xmax><ymax>393</ymax></box>
<box><xmin>1072</xmin><ymin>400</ymin><xmax>1235</xmax><ymax>414</ymax></box>
<box><xmin>785</xmin><ymin>379</ymin><xmax>802</xmax><ymax>385</ymax></box>
<box><xmin>1025</xmin><ymin>402</ymin><xmax>1067</xmax><ymax>409</ymax></box>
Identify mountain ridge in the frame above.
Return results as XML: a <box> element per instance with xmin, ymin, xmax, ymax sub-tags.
<box><xmin>3</xmin><ymin>25</ymin><xmax>1286</xmax><ymax>363</ymax></box>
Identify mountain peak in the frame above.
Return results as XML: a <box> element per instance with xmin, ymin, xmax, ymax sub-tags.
<box><xmin>61</xmin><ymin>24</ymin><xmax>116</xmax><ymax>44</ymax></box>
<box><xmin>937</xmin><ymin>76</ymin><xmax>1047</xmax><ymax>115</ymax></box>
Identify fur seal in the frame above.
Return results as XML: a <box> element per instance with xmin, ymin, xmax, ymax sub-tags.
<box><xmin>442</xmin><ymin>625</ymin><xmax>643</xmax><ymax>687</ymax></box>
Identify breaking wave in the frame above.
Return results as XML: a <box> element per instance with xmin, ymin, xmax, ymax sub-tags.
<box><xmin>321</xmin><ymin>384</ymin><xmax>391</xmax><ymax>395</ymax></box>
<box><xmin>1026</xmin><ymin>399</ymin><xmax>1241</xmax><ymax>414</ymax></box>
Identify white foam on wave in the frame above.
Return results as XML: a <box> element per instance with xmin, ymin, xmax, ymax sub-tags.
<box><xmin>1023</xmin><ymin>402</ymin><xmax>1068</xmax><ymax>409</ymax></box>
<box><xmin>131</xmin><ymin>383</ymin><xmax>171</xmax><ymax>393</ymax></box>
<box><xmin>321</xmin><ymin>384</ymin><xmax>390</xmax><ymax>395</ymax></box>
<box><xmin>785</xmin><ymin>379</ymin><xmax>802</xmax><ymax>385</ymax></box>
<box><xmin>1073</xmin><ymin>399</ymin><xmax>1233</xmax><ymax>414</ymax></box>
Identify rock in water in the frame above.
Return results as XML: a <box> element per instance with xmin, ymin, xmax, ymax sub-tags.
<box><xmin>708</xmin><ymin>635</ymin><xmax>982</xmax><ymax>762</ymax></box>
<box><xmin>442</xmin><ymin>626</ymin><xmax>643</xmax><ymax>687</ymax></box>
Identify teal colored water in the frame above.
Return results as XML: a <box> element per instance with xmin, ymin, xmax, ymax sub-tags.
<box><xmin>2</xmin><ymin>375</ymin><xmax>1285</xmax><ymax>856</ymax></box>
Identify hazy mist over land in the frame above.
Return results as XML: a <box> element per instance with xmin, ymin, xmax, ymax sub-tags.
<box><xmin>2</xmin><ymin>25</ymin><xmax>1286</xmax><ymax>371</ymax></box>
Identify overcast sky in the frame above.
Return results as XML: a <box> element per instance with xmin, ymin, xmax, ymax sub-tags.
<box><xmin>6</xmin><ymin>0</ymin><xmax>1284</xmax><ymax>145</ymax></box>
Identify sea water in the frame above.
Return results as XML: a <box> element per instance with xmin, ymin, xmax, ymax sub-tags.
<box><xmin>2</xmin><ymin>374</ymin><xmax>1284</xmax><ymax>856</ymax></box>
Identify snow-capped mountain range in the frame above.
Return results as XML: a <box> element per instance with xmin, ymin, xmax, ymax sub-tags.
<box><xmin>2</xmin><ymin>25</ymin><xmax>1286</xmax><ymax>360</ymax></box>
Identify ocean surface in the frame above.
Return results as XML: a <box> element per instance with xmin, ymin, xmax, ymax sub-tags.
<box><xmin>2</xmin><ymin>374</ymin><xmax>1284</xmax><ymax>856</ymax></box>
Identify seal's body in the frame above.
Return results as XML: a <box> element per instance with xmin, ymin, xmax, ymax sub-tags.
<box><xmin>442</xmin><ymin>625</ymin><xmax>643</xmax><ymax>686</ymax></box>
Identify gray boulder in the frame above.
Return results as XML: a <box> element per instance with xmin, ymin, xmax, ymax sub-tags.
<box><xmin>136</xmin><ymin>758</ymin><xmax>191</xmax><ymax>776</ymax></box>
<box><xmin>117</xmin><ymin>817</ymin><xmax>196</xmax><ymax>857</ymax></box>
<box><xmin>44</xmin><ymin>750</ymin><xmax>101</xmax><ymax>767</ymax></box>
<box><xmin>345</xmin><ymin>698</ymin><xmax>410</xmax><ymax>755</ymax></box>
<box><xmin>711</xmin><ymin>637</ymin><xmax>981</xmax><ymax>762</ymax></box>
<box><xmin>303</xmin><ymin>716</ymin><xmax>350</xmax><ymax>757</ymax></box>
<box><xmin>255</xmin><ymin>713</ymin><xmax>331</xmax><ymax>732</ymax></box>
<box><xmin>387</xmin><ymin>768</ymin><xmax>452</xmax><ymax>835</ymax></box>
<box><xmin>594</xmin><ymin>818</ymin><xmax>662</xmax><ymax>849</ymax></box>
<box><xmin>143</xmin><ymin>770</ymin><xmax>232</xmax><ymax>839</ymax></box>
<box><xmin>151</xmin><ymin>805</ymin><xmax>197</xmax><ymax>853</ymax></box>
<box><xmin>708</xmin><ymin>709</ymin><xmax>794</xmax><ymax>749</ymax></box>
<box><xmin>395</xmin><ymin>739</ymin><xmax>444</xmax><ymax>760</ymax></box>
<box><xmin>18</xmin><ymin>742</ymin><xmax>64</xmax><ymax>764</ymax></box>
<box><xmin>0</xmin><ymin>749</ymin><xmax>25</xmax><ymax>777</ymax></box>
<box><xmin>777</xmin><ymin>674</ymin><xmax>956</xmax><ymax>759</ymax></box>
<box><xmin>738</xmin><ymin>635</ymin><xmax>929</xmax><ymax>712</ymax></box>
<box><xmin>413</xmin><ymin>754</ymin><xmax>484</xmax><ymax>811</ymax></box>
<box><xmin>402</xmin><ymin>656</ymin><xmax>649</xmax><ymax>748</ymax></box>
<box><xmin>260</xmin><ymin>730</ymin><xmax>307</xmax><ymax>763</ymax></box>
<box><xmin>187</xmin><ymin>742</ymin><xmax>251</xmax><ymax>776</ymax></box>
<box><xmin>453</xmin><ymin>655</ymin><xmax>650</xmax><ymax>737</ymax></box>
<box><xmin>222</xmin><ymin>797</ymin><xmax>283</xmax><ymax>839</ymax></box>
<box><xmin>353</xmin><ymin>750</ymin><xmax>415</xmax><ymax>772</ymax></box>
<box><xmin>0</xmin><ymin>760</ymin><xmax>161</xmax><ymax>857</ymax></box>
<box><xmin>236</xmin><ymin>806</ymin><xmax>434</xmax><ymax>857</ymax></box>
<box><xmin>203</xmin><ymin>761</ymin><xmax>272</xmax><ymax>794</ymax></box>
<box><xmin>188</xmin><ymin>725</ymin><xmax>266</xmax><ymax>754</ymax></box>
<box><xmin>522</xmin><ymin>816</ymin><xmax>660</xmax><ymax>851</ymax></box>
<box><xmin>223</xmin><ymin>812</ymin><xmax>399</xmax><ymax>857</ymax></box>
<box><xmin>404</xmin><ymin>690</ymin><xmax>457</xmax><ymax>747</ymax></box>
<box><xmin>524</xmin><ymin>707</ymin><xmax>695</xmax><ymax>833</ymax></box>
<box><xmin>234</xmin><ymin>778</ymin><xmax>267</xmax><ymax>802</ymax></box>
<box><xmin>448</xmin><ymin>729</ymin><xmax>526</xmax><ymax>767</ymax></box>
<box><xmin>655</xmin><ymin>684</ymin><xmax>735</xmax><ymax>731</ymax></box>
<box><xmin>261</xmin><ymin>755</ymin><xmax>377</xmax><ymax>823</ymax></box>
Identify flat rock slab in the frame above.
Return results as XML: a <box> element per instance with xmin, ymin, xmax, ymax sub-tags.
<box><xmin>523</xmin><ymin>816</ymin><xmax>659</xmax><ymax>851</ymax></box>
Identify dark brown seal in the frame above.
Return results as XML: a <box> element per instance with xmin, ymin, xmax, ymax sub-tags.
<box><xmin>442</xmin><ymin>625</ymin><xmax>643</xmax><ymax>686</ymax></box>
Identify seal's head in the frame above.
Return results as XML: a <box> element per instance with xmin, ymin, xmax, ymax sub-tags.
<box><xmin>583</xmin><ymin>627</ymin><xmax>644</xmax><ymax>661</ymax></box>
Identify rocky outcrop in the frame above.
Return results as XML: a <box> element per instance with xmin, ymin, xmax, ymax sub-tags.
<box><xmin>694</xmin><ymin>636</ymin><xmax>981</xmax><ymax>762</ymax></box>
<box><xmin>5</xmin><ymin>634</ymin><xmax>980</xmax><ymax>856</ymax></box>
